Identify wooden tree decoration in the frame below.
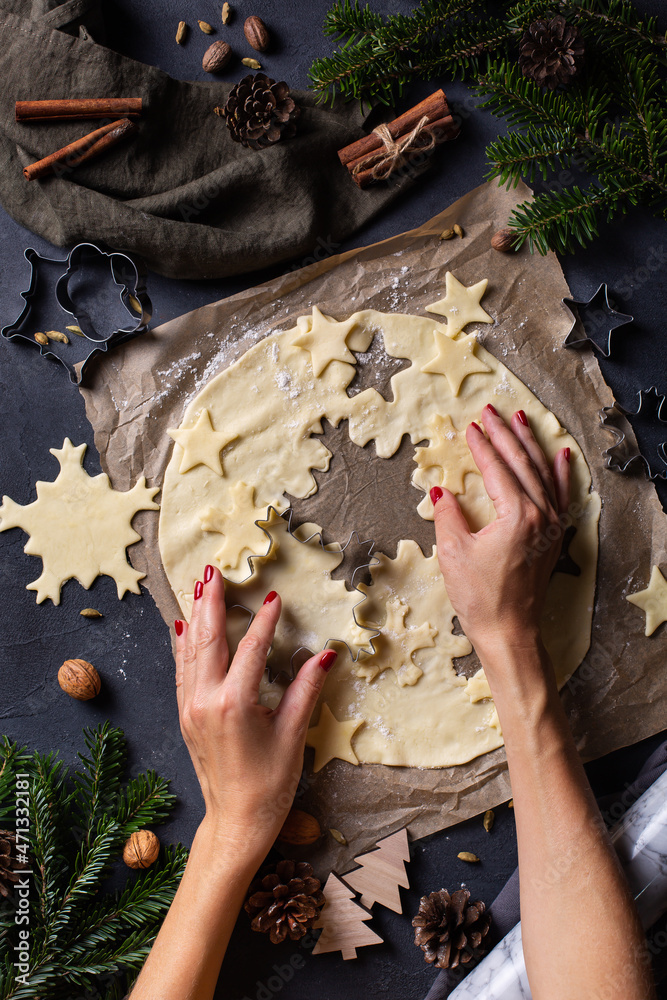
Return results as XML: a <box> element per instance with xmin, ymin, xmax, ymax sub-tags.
<box><xmin>343</xmin><ymin>828</ymin><xmax>410</xmax><ymax>913</ymax></box>
<box><xmin>312</xmin><ymin>873</ymin><xmax>383</xmax><ymax>960</ymax></box>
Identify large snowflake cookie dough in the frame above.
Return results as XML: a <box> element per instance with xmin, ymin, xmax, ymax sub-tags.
<box><xmin>159</xmin><ymin>276</ymin><xmax>600</xmax><ymax>769</ymax></box>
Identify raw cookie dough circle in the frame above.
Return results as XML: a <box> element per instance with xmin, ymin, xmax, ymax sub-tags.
<box><xmin>159</xmin><ymin>306</ymin><xmax>599</xmax><ymax>768</ymax></box>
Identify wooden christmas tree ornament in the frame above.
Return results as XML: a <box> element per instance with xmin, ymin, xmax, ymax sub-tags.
<box><xmin>312</xmin><ymin>872</ymin><xmax>383</xmax><ymax>960</ymax></box>
<box><xmin>342</xmin><ymin>828</ymin><xmax>410</xmax><ymax>913</ymax></box>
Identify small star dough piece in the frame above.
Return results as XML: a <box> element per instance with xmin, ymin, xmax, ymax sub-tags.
<box><xmin>413</xmin><ymin>414</ymin><xmax>477</xmax><ymax>495</ymax></box>
<box><xmin>168</xmin><ymin>408</ymin><xmax>237</xmax><ymax>476</ymax></box>
<box><xmin>627</xmin><ymin>565</ymin><xmax>667</xmax><ymax>636</ymax></box>
<box><xmin>199</xmin><ymin>481</ymin><xmax>271</xmax><ymax>572</ymax></box>
<box><xmin>290</xmin><ymin>306</ymin><xmax>359</xmax><ymax>376</ymax></box>
<box><xmin>0</xmin><ymin>439</ymin><xmax>159</xmax><ymax>605</ymax></box>
<box><xmin>356</xmin><ymin>596</ymin><xmax>437</xmax><ymax>687</ymax></box>
<box><xmin>425</xmin><ymin>272</ymin><xmax>493</xmax><ymax>336</ymax></box>
<box><xmin>421</xmin><ymin>330</ymin><xmax>492</xmax><ymax>396</ymax></box>
<box><xmin>306</xmin><ymin>702</ymin><xmax>364</xmax><ymax>772</ymax></box>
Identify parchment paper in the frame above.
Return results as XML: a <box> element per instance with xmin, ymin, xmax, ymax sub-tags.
<box><xmin>80</xmin><ymin>179</ymin><xmax>667</xmax><ymax>873</ymax></box>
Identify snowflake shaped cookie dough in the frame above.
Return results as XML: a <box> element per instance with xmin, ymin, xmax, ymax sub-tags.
<box><xmin>627</xmin><ymin>565</ymin><xmax>667</xmax><ymax>636</ymax></box>
<box><xmin>425</xmin><ymin>272</ymin><xmax>493</xmax><ymax>337</ymax></box>
<box><xmin>168</xmin><ymin>408</ymin><xmax>237</xmax><ymax>476</ymax></box>
<box><xmin>199</xmin><ymin>481</ymin><xmax>271</xmax><ymax>572</ymax></box>
<box><xmin>0</xmin><ymin>439</ymin><xmax>159</xmax><ymax>604</ymax></box>
<box><xmin>290</xmin><ymin>306</ymin><xmax>360</xmax><ymax>376</ymax></box>
<box><xmin>355</xmin><ymin>596</ymin><xmax>437</xmax><ymax>687</ymax></box>
<box><xmin>306</xmin><ymin>702</ymin><xmax>364</xmax><ymax>772</ymax></box>
<box><xmin>412</xmin><ymin>414</ymin><xmax>478</xmax><ymax>496</ymax></box>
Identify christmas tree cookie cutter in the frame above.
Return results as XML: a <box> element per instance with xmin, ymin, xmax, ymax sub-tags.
<box><xmin>562</xmin><ymin>283</ymin><xmax>633</xmax><ymax>358</ymax></box>
<box><xmin>1</xmin><ymin>242</ymin><xmax>152</xmax><ymax>385</ymax></box>
<box><xmin>599</xmin><ymin>387</ymin><xmax>667</xmax><ymax>480</ymax></box>
<box><xmin>230</xmin><ymin>506</ymin><xmax>380</xmax><ymax>682</ymax></box>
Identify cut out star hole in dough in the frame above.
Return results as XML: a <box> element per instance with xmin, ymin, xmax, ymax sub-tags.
<box><xmin>421</xmin><ymin>331</ymin><xmax>492</xmax><ymax>396</ymax></box>
<box><xmin>0</xmin><ymin>439</ymin><xmax>159</xmax><ymax>605</ymax></box>
<box><xmin>356</xmin><ymin>596</ymin><xmax>438</xmax><ymax>687</ymax></box>
<box><xmin>412</xmin><ymin>413</ymin><xmax>478</xmax><ymax>495</ymax></box>
<box><xmin>168</xmin><ymin>408</ymin><xmax>237</xmax><ymax>476</ymax></box>
<box><xmin>306</xmin><ymin>702</ymin><xmax>364</xmax><ymax>772</ymax></box>
<box><xmin>290</xmin><ymin>306</ymin><xmax>359</xmax><ymax>377</ymax></box>
<box><xmin>199</xmin><ymin>481</ymin><xmax>271</xmax><ymax>572</ymax></box>
<box><xmin>425</xmin><ymin>271</ymin><xmax>493</xmax><ymax>337</ymax></box>
<box><xmin>627</xmin><ymin>565</ymin><xmax>667</xmax><ymax>636</ymax></box>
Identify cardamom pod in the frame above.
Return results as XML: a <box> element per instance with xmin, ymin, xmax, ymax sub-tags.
<box><xmin>80</xmin><ymin>608</ymin><xmax>103</xmax><ymax>618</ymax></box>
<box><xmin>66</xmin><ymin>325</ymin><xmax>85</xmax><ymax>336</ymax></box>
<box><xmin>329</xmin><ymin>828</ymin><xmax>347</xmax><ymax>845</ymax></box>
<box><xmin>34</xmin><ymin>332</ymin><xmax>48</xmax><ymax>346</ymax></box>
<box><xmin>457</xmin><ymin>851</ymin><xmax>480</xmax><ymax>863</ymax></box>
<box><xmin>242</xmin><ymin>56</ymin><xmax>261</xmax><ymax>69</ymax></box>
<box><xmin>439</xmin><ymin>228</ymin><xmax>455</xmax><ymax>241</ymax></box>
<box><xmin>46</xmin><ymin>330</ymin><xmax>69</xmax><ymax>344</ymax></box>
<box><xmin>221</xmin><ymin>2</ymin><xmax>231</xmax><ymax>23</ymax></box>
<box><xmin>453</xmin><ymin>223</ymin><xmax>464</xmax><ymax>238</ymax></box>
<box><xmin>198</xmin><ymin>19</ymin><xmax>214</xmax><ymax>33</ymax></box>
<box><xmin>176</xmin><ymin>20</ymin><xmax>187</xmax><ymax>44</ymax></box>
<box><xmin>483</xmin><ymin>809</ymin><xmax>495</xmax><ymax>832</ymax></box>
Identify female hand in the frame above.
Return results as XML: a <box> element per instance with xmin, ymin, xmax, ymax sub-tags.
<box><xmin>174</xmin><ymin>566</ymin><xmax>335</xmax><ymax>858</ymax></box>
<box><xmin>431</xmin><ymin>404</ymin><xmax>570</xmax><ymax>666</ymax></box>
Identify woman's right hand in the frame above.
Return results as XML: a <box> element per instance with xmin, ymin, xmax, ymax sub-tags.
<box><xmin>431</xmin><ymin>404</ymin><xmax>570</xmax><ymax>670</ymax></box>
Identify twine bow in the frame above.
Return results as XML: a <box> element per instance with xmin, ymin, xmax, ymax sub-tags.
<box><xmin>351</xmin><ymin>115</ymin><xmax>436</xmax><ymax>181</ymax></box>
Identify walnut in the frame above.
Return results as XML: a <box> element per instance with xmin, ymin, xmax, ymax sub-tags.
<box><xmin>57</xmin><ymin>659</ymin><xmax>101</xmax><ymax>700</ymax></box>
<box><xmin>123</xmin><ymin>830</ymin><xmax>160</xmax><ymax>869</ymax></box>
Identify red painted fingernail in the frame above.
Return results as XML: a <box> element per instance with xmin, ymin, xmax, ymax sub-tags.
<box><xmin>320</xmin><ymin>650</ymin><xmax>337</xmax><ymax>672</ymax></box>
<box><xmin>430</xmin><ymin>486</ymin><xmax>443</xmax><ymax>505</ymax></box>
<box><xmin>204</xmin><ymin>564</ymin><xmax>214</xmax><ymax>584</ymax></box>
<box><xmin>194</xmin><ymin>580</ymin><xmax>203</xmax><ymax>601</ymax></box>
<box><xmin>174</xmin><ymin>620</ymin><xmax>184</xmax><ymax>636</ymax></box>
<box><xmin>486</xmin><ymin>403</ymin><xmax>499</xmax><ymax>416</ymax></box>
<box><xmin>470</xmin><ymin>422</ymin><xmax>483</xmax><ymax>433</ymax></box>
<box><xmin>564</xmin><ymin>447</ymin><xmax>570</xmax><ymax>462</ymax></box>
<box><xmin>263</xmin><ymin>591</ymin><xmax>278</xmax><ymax>605</ymax></box>
<box><xmin>517</xmin><ymin>410</ymin><xmax>529</xmax><ymax>426</ymax></box>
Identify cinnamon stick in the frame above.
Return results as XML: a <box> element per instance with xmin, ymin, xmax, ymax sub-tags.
<box><xmin>346</xmin><ymin>114</ymin><xmax>459</xmax><ymax>176</ymax></box>
<box><xmin>338</xmin><ymin>90</ymin><xmax>449</xmax><ymax>167</ymax></box>
<box><xmin>351</xmin><ymin>117</ymin><xmax>459</xmax><ymax>189</ymax></box>
<box><xmin>23</xmin><ymin>118</ymin><xmax>138</xmax><ymax>181</ymax></box>
<box><xmin>16</xmin><ymin>98</ymin><xmax>143</xmax><ymax>122</ymax></box>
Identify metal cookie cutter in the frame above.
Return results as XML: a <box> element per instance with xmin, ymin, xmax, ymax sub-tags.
<box><xmin>228</xmin><ymin>507</ymin><xmax>380</xmax><ymax>682</ymax></box>
<box><xmin>1</xmin><ymin>242</ymin><xmax>151</xmax><ymax>385</ymax></box>
<box><xmin>563</xmin><ymin>283</ymin><xmax>633</xmax><ymax>358</ymax></box>
<box><xmin>599</xmin><ymin>387</ymin><xmax>667</xmax><ymax>480</ymax></box>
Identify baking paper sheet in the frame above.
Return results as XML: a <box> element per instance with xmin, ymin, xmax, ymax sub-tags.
<box><xmin>80</xmin><ymin>179</ymin><xmax>667</xmax><ymax>873</ymax></box>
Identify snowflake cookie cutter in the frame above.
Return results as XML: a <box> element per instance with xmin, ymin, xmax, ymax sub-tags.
<box><xmin>562</xmin><ymin>283</ymin><xmax>633</xmax><ymax>358</ymax></box>
<box><xmin>229</xmin><ymin>506</ymin><xmax>380</xmax><ymax>682</ymax></box>
<box><xmin>1</xmin><ymin>243</ymin><xmax>152</xmax><ymax>385</ymax></box>
<box><xmin>599</xmin><ymin>387</ymin><xmax>667</xmax><ymax>480</ymax></box>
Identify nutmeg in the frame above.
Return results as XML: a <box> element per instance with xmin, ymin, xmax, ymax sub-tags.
<box><xmin>277</xmin><ymin>808</ymin><xmax>321</xmax><ymax>846</ymax></box>
<box><xmin>203</xmin><ymin>39</ymin><xmax>233</xmax><ymax>73</ymax></box>
<box><xmin>244</xmin><ymin>15</ymin><xmax>269</xmax><ymax>52</ymax></box>
<box><xmin>58</xmin><ymin>659</ymin><xmax>101</xmax><ymax>700</ymax></box>
<box><xmin>491</xmin><ymin>227</ymin><xmax>518</xmax><ymax>252</ymax></box>
<box><xmin>123</xmin><ymin>829</ymin><xmax>160</xmax><ymax>869</ymax></box>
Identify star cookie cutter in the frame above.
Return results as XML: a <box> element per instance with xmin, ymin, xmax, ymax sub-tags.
<box><xmin>228</xmin><ymin>507</ymin><xmax>380</xmax><ymax>682</ymax></box>
<box><xmin>599</xmin><ymin>387</ymin><xmax>667</xmax><ymax>480</ymax></box>
<box><xmin>1</xmin><ymin>243</ymin><xmax>152</xmax><ymax>385</ymax></box>
<box><xmin>562</xmin><ymin>283</ymin><xmax>633</xmax><ymax>358</ymax></box>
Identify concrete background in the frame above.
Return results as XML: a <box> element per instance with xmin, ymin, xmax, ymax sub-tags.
<box><xmin>0</xmin><ymin>1</ymin><xmax>666</xmax><ymax>997</ymax></box>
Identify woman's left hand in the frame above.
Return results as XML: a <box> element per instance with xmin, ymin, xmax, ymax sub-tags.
<box><xmin>174</xmin><ymin>566</ymin><xmax>335</xmax><ymax>858</ymax></box>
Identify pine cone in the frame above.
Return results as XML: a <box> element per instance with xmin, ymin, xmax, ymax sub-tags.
<box><xmin>519</xmin><ymin>15</ymin><xmax>584</xmax><ymax>90</ymax></box>
<box><xmin>412</xmin><ymin>888</ymin><xmax>491</xmax><ymax>969</ymax></box>
<box><xmin>219</xmin><ymin>73</ymin><xmax>300</xmax><ymax>150</ymax></box>
<box><xmin>0</xmin><ymin>830</ymin><xmax>27</xmax><ymax>899</ymax></box>
<box><xmin>244</xmin><ymin>859</ymin><xmax>325</xmax><ymax>944</ymax></box>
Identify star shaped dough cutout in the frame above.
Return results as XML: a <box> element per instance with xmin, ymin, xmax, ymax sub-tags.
<box><xmin>413</xmin><ymin>413</ymin><xmax>478</xmax><ymax>495</ymax></box>
<box><xmin>306</xmin><ymin>702</ymin><xmax>364</xmax><ymax>772</ymax></box>
<box><xmin>627</xmin><ymin>565</ymin><xmax>667</xmax><ymax>636</ymax></box>
<box><xmin>421</xmin><ymin>330</ymin><xmax>492</xmax><ymax>396</ymax></box>
<box><xmin>0</xmin><ymin>439</ymin><xmax>159</xmax><ymax>605</ymax></box>
<box><xmin>356</xmin><ymin>596</ymin><xmax>437</xmax><ymax>687</ymax></box>
<box><xmin>425</xmin><ymin>271</ymin><xmax>493</xmax><ymax>337</ymax></box>
<box><xmin>168</xmin><ymin>408</ymin><xmax>237</xmax><ymax>476</ymax></box>
<box><xmin>199</xmin><ymin>481</ymin><xmax>271</xmax><ymax>572</ymax></box>
<box><xmin>290</xmin><ymin>306</ymin><xmax>359</xmax><ymax>377</ymax></box>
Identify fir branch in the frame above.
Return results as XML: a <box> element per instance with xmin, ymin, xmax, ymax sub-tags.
<box><xmin>0</xmin><ymin>737</ymin><xmax>27</xmax><ymax>825</ymax></box>
<box><xmin>72</xmin><ymin>723</ymin><xmax>126</xmax><ymax>853</ymax></box>
<box><xmin>486</xmin><ymin>126</ymin><xmax>576</xmax><ymax>185</ymax></box>
<box><xmin>117</xmin><ymin>771</ymin><xmax>175</xmax><ymax>836</ymax></box>
<box><xmin>322</xmin><ymin>0</ymin><xmax>387</xmax><ymax>45</ymax></box>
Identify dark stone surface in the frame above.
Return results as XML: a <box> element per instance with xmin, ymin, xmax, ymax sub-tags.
<box><xmin>0</xmin><ymin>2</ymin><xmax>665</xmax><ymax>997</ymax></box>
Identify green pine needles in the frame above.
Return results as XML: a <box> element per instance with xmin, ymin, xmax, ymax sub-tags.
<box><xmin>310</xmin><ymin>0</ymin><xmax>667</xmax><ymax>254</ymax></box>
<box><xmin>0</xmin><ymin>723</ymin><xmax>187</xmax><ymax>999</ymax></box>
